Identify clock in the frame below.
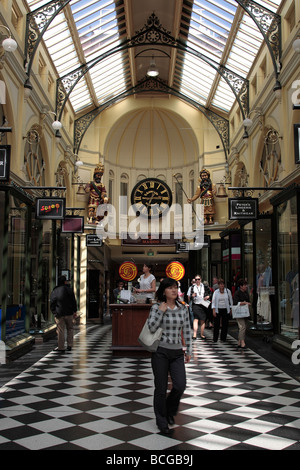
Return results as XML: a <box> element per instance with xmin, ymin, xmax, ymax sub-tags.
<box><xmin>131</xmin><ymin>178</ymin><xmax>172</xmax><ymax>218</ymax></box>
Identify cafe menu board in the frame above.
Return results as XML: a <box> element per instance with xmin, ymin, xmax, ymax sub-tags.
<box><xmin>229</xmin><ymin>198</ymin><xmax>258</xmax><ymax>220</ymax></box>
<box><xmin>0</xmin><ymin>145</ymin><xmax>11</xmax><ymax>181</ymax></box>
<box><xmin>36</xmin><ymin>197</ymin><xmax>66</xmax><ymax>220</ymax></box>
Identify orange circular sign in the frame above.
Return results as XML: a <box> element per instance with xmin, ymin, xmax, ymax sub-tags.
<box><xmin>166</xmin><ymin>262</ymin><xmax>185</xmax><ymax>281</ymax></box>
<box><xmin>119</xmin><ymin>261</ymin><xmax>138</xmax><ymax>281</ymax></box>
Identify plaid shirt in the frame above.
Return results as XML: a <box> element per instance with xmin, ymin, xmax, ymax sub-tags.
<box><xmin>148</xmin><ymin>302</ymin><xmax>192</xmax><ymax>356</ymax></box>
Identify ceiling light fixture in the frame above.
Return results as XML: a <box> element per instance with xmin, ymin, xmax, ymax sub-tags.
<box><xmin>147</xmin><ymin>57</ymin><xmax>159</xmax><ymax>77</ymax></box>
<box><xmin>0</xmin><ymin>25</ymin><xmax>17</xmax><ymax>52</ymax></box>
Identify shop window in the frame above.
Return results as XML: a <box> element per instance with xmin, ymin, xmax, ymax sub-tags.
<box><xmin>255</xmin><ymin>218</ymin><xmax>273</xmax><ymax>323</ymax></box>
<box><xmin>277</xmin><ymin>197</ymin><xmax>299</xmax><ymax>340</ymax></box>
<box><xmin>244</xmin><ymin>221</ymin><xmax>254</xmax><ymax>311</ymax></box>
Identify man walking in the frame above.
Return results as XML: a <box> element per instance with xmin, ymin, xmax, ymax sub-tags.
<box><xmin>50</xmin><ymin>275</ymin><xmax>77</xmax><ymax>352</ymax></box>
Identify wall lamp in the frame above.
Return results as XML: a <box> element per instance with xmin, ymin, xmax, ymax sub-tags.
<box><xmin>292</xmin><ymin>36</ymin><xmax>300</xmax><ymax>53</ymax></box>
<box><xmin>41</xmin><ymin>107</ymin><xmax>62</xmax><ymax>131</ymax></box>
<box><xmin>74</xmin><ymin>154</ymin><xmax>83</xmax><ymax>166</ymax></box>
<box><xmin>24</xmin><ymin>78</ymin><xmax>32</xmax><ymax>99</ymax></box>
<box><xmin>273</xmin><ymin>79</ymin><xmax>282</xmax><ymax>101</ymax></box>
<box><xmin>243</xmin><ymin>108</ymin><xmax>263</xmax><ymax>129</ymax></box>
<box><xmin>0</xmin><ymin>25</ymin><xmax>17</xmax><ymax>52</ymax></box>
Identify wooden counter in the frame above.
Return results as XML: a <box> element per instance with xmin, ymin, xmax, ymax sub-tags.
<box><xmin>110</xmin><ymin>303</ymin><xmax>151</xmax><ymax>355</ymax></box>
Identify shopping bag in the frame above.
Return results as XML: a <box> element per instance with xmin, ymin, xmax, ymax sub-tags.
<box><xmin>232</xmin><ymin>304</ymin><xmax>250</xmax><ymax>318</ymax></box>
<box><xmin>138</xmin><ymin>320</ymin><xmax>163</xmax><ymax>352</ymax></box>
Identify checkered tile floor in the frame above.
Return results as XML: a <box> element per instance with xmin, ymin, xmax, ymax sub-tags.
<box><xmin>0</xmin><ymin>324</ymin><xmax>299</xmax><ymax>450</ymax></box>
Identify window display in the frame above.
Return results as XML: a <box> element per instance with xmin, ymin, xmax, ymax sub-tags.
<box><xmin>277</xmin><ymin>196</ymin><xmax>299</xmax><ymax>340</ymax></box>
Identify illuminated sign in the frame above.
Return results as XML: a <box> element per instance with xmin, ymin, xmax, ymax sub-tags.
<box><xmin>36</xmin><ymin>197</ymin><xmax>65</xmax><ymax>220</ymax></box>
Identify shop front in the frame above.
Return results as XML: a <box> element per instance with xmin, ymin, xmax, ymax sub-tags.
<box><xmin>0</xmin><ymin>183</ymin><xmax>34</xmax><ymax>354</ymax></box>
<box><xmin>271</xmin><ymin>185</ymin><xmax>300</xmax><ymax>354</ymax></box>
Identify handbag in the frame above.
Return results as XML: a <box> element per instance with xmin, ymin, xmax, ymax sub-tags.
<box><xmin>232</xmin><ymin>304</ymin><xmax>250</xmax><ymax>319</ymax></box>
<box><xmin>138</xmin><ymin>320</ymin><xmax>163</xmax><ymax>352</ymax></box>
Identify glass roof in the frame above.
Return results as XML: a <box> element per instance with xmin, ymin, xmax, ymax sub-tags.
<box><xmin>26</xmin><ymin>0</ymin><xmax>282</xmax><ymax>115</ymax></box>
<box><xmin>178</xmin><ymin>0</ymin><xmax>281</xmax><ymax>111</ymax></box>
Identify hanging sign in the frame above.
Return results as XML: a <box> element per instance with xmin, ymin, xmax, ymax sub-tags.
<box><xmin>36</xmin><ymin>197</ymin><xmax>66</xmax><ymax>220</ymax></box>
<box><xmin>0</xmin><ymin>145</ymin><xmax>11</xmax><ymax>181</ymax></box>
<box><xmin>294</xmin><ymin>124</ymin><xmax>300</xmax><ymax>164</ymax></box>
<box><xmin>62</xmin><ymin>216</ymin><xmax>84</xmax><ymax>233</ymax></box>
<box><xmin>166</xmin><ymin>261</ymin><xmax>185</xmax><ymax>281</ymax></box>
<box><xmin>86</xmin><ymin>234</ymin><xmax>102</xmax><ymax>246</ymax></box>
<box><xmin>228</xmin><ymin>198</ymin><xmax>258</xmax><ymax>220</ymax></box>
<box><xmin>119</xmin><ymin>261</ymin><xmax>138</xmax><ymax>281</ymax></box>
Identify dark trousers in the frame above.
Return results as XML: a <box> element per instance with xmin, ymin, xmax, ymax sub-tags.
<box><xmin>151</xmin><ymin>347</ymin><xmax>186</xmax><ymax>428</ymax></box>
<box><xmin>213</xmin><ymin>308</ymin><xmax>229</xmax><ymax>341</ymax></box>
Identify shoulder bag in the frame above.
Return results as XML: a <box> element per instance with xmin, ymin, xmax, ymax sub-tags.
<box><xmin>138</xmin><ymin>320</ymin><xmax>163</xmax><ymax>352</ymax></box>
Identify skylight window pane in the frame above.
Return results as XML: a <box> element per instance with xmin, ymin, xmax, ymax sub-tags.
<box><xmin>213</xmin><ymin>80</ymin><xmax>235</xmax><ymax>112</ymax></box>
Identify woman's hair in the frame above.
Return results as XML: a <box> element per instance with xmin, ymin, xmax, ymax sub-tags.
<box><xmin>218</xmin><ymin>278</ymin><xmax>225</xmax><ymax>285</ymax></box>
<box><xmin>156</xmin><ymin>277</ymin><xmax>178</xmax><ymax>302</ymax></box>
<box><xmin>143</xmin><ymin>263</ymin><xmax>153</xmax><ymax>272</ymax></box>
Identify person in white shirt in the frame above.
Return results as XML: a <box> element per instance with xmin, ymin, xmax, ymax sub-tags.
<box><xmin>188</xmin><ymin>275</ymin><xmax>210</xmax><ymax>340</ymax></box>
<box><xmin>212</xmin><ymin>278</ymin><xmax>233</xmax><ymax>342</ymax></box>
<box><xmin>134</xmin><ymin>263</ymin><xmax>156</xmax><ymax>301</ymax></box>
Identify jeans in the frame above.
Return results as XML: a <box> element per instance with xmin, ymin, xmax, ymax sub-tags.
<box><xmin>151</xmin><ymin>347</ymin><xmax>186</xmax><ymax>428</ymax></box>
<box><xmin>213</xmin><ymin>308</ymin><xmax>229</xmax><ymax>341</ymax></box>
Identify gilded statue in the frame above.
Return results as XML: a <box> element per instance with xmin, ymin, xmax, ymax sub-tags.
<box><xmin>187</xmin><ymin>169</ymin><xmax>216</xmax><ymax>225</ymax></box>
<box><xmin>85</xmin><ymin>163</ymin><xmax>108</xmax><ymax>224</ymax></box>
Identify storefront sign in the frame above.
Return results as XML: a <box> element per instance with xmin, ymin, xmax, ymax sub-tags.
<box><xmin>229</xmin><ymin>198</ymin><xmax>258</xmax><ymax>220</ymax></box>
<box><xmin>122</xmin><ymin>234</ymin><xmax>176</xmax><ymax>246</ymax></box>
<box><xmin>0</xmin><ymin>145</ymin><xmax>11</xmax><ymax>181</ymax></box>
<box><xmin>86</xmin><ymin>234</ymin><xmax>102</xmax><ymax>246</ymax></box>
<box><xmin>62</xmin><ymin>216</ymin><xmax>84</xmax><ymax>233</ymax></box>
<box><xmin>294</xmin><ymin>124</ymin><xmax>300</xmax><ymax>163</ymax></box>
<box><xmin>36</xmin><ymin>198</ymin><xmax>65</xmax><ymax>220</ymax></box>
<box><xmin>119</xmin><ymin>261</ymin><xmax>138</xmax><ymax>281</ymax></box>
<box><xmin>166</xmin><ymin>261</ymin><xmax>185</xmax><ymax>280</ymax></box>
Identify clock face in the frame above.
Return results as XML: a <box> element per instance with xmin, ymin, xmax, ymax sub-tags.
<box><xmin>131</xmin><ymin>178</ymin><xmax>172</xmax><ymax>218</ymax></box>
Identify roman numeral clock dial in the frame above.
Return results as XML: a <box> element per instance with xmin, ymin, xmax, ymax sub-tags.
<box><xmin>131</xmin><ymin>178</ymin><xmax>172</xmax><ymax>218</ymax></box>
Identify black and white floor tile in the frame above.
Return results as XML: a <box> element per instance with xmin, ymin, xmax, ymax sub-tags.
<box><xmin>0</xmin><ymin>324</ymin><xmax>299</xmax><ymax>451</ymax></box>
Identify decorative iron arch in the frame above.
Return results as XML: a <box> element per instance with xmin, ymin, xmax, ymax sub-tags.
<box><xmin>73</xmin><ymin>76</ymin><xmax>229</xmax><ymax>159</ymax></box>
<box><xmin>24</xmin><ymin>1</ymin><xmax>282</xmax><ymax>134</ymax></box>
<box><xmin>55</xmin><ymin>12</ymin><xmax>249</xmax><ymax>122</ymax></box>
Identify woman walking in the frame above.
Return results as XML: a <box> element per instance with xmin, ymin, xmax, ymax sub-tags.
<box><xmin>233</xmin><ymin>279</ymin><xmax>251</xmax><ymax>348</ymax></box>
<box><xmin>188</xmin><ymin>275</ymin><xmax>210</xmax><ymax>340</ymax></box>
<box><xmin>212</xmin><ymin>278</ymin><xmax>233</xmax><ymax>342</ymax></box>
<box><xmin>148</xmin><ymin>278</ymin><xmax>192</xmax><ymax>435</ymax></box>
